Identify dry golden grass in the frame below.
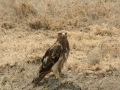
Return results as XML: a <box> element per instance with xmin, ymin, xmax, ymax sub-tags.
<box><xmin>0</xmin><ymin>0</ymin><xmax>120</xmax><ymax>73</ymax></box>
<box><xmin>0</xmin><ymin>0</ymin><xmax>120</xmax><ymax>89</ymax></box>
<box><xmin>0</xmin><ymin>0</ymin><xmax>120</xmax><ymax>30</ymax></box>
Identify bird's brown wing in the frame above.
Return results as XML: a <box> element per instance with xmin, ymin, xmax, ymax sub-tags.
<box><xmin>39</xmin><ymin>42</ymin><xmax>63</xmax><ymax>73</ymax></box>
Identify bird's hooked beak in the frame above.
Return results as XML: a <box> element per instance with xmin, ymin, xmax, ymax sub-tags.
<box><xmin>62</xmin><ymin>33</ymin><xmax>65</xmax><ymax>37</ymax></box>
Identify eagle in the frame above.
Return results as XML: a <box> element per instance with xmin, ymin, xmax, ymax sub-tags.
<box><xmin>32</xmin><ymin>31</ymin><xmax>70</xmax><ymax>85</ymax></box>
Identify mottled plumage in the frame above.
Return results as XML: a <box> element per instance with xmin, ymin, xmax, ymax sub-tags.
<box><xmin>32</xmin><ymin>32</ymin><xmax>70</xmax><ymax>85</ymax></box>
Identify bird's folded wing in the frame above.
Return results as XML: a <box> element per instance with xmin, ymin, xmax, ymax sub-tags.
<box><xmin>41</xmin><ymin>43</ymin><xmax>63</xmax><ymax>69</ymax></box>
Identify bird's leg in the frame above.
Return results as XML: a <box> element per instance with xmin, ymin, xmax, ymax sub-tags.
<box><xmin>58</xmin><ymin>61</ymin><xmax>65</xmax><ymax>77</ymax></box>
<box><xmin>59</xmin><ymin>69</ymin><xmax>65</xmax><ymax>77</ymax></box>
<box><xmin>58</xmin><ymin>68</ymin><xmax>62</xmax><ymax>77</ymax></box>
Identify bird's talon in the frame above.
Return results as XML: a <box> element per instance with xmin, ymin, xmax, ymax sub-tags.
<box><xmin>55</xmin><ymin>75</ymin><xmax>60</xmax><ymax>79</ymax></box>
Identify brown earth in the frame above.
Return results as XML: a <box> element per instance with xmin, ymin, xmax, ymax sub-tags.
<box><xmin>0</xmin><ymin>0</ymin><xmax>120</xmax><ymax>90</ymax></box>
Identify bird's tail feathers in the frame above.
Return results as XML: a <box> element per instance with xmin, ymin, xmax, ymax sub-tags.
<box><xmin>32</xmin><ymin>73</ymin><xmax>45</xmax><ymax>85</ymax></box>
<box><xmin>32</xmin><ymin>70</ymin><xmax>51</xmax><ymax>86</ymax></box>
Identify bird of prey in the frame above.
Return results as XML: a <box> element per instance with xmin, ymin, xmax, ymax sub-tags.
<box><xmin>32</xmin><ymin>31</ymin><xmax>70</xmax><ymax>85</ymax></box>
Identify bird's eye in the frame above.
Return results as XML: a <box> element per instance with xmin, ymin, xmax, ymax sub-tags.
<box><xmin>58</xmin><ymin>33</ymin><xmax>62</xmax><ymax>35</ymax></box>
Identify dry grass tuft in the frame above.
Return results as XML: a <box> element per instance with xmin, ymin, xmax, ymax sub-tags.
<box><xmin>90</xmin><ymin>25</ymin><xmax>119</xmax><ymax>36</ymax></box>
<box><xmin>87</xmin><ymin>47</ymin><xmax>101</xmax><ymax>65</ymax></box>
<box><xmin>101</xmin><ymin>39</ymin><xmax>120</xmax><ymax>59</ymax></box>
<box><xmin>26</xmin><ymin>56</ymin><xmax>42</xmax><ymax>64</ymax></box>
<box><xmin>1</xmin><ymin>22</ymin><xmax>15</xmax><ymax>30</ymax></box>
<box><xmin>11</xmin><ymin>1</ymin><xmax>37</xmax><ymax>18</ymax></box>
<box><xmin>29</xmin><ymin>20</ymin><xmax>43</xmax><ymax>30</ymax></box>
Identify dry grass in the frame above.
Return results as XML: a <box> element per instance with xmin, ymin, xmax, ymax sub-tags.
<box><xmin>0</xmin><ymin>0</ymin><xmax>120</xmax><ymax>30</ymax></box>
<box><xmin>0</xmin><ymin>0</ymin><xmax>120</xmax><ymax>90</ymax></box>
<box><xmin>0</xmin><ymin>0</ymin><xmax>120</xmax><ymax>74</ymax></box>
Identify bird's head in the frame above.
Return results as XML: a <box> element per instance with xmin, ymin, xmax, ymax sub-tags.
<box><xmin>58</xmin><ymin>32</ymin><xmax>67</xmax><ymax>39</ymax></box>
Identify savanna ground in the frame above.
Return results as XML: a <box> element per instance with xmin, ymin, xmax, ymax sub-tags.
<box><xmin>0</xmin><ymin>0</ymin><xmax>120</xmax><ymax>90</ymax></box>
